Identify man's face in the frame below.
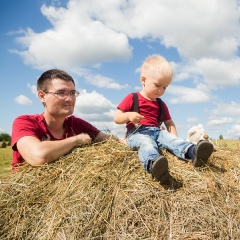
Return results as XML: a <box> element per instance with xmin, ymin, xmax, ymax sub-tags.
<box><xmin>41</xmin><ymin>78</ymin><xmax>77</xmax><ymax>117</ymax></box>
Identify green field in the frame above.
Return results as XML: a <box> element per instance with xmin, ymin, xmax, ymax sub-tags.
<box><xmin>0</xmin><ymin>146</ymin><xmax>12</xmax><ymax>179</ymax></box>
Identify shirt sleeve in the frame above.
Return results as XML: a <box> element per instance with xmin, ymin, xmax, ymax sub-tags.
<box><xmin>117</xmin><ymin>93</ymin><xmax>134</xmax><ymax>112</ymax></box>
<box><xmin>11</xmin><ymin>115</ymin><xmax>44</xmax><ymax>151</ymax></box>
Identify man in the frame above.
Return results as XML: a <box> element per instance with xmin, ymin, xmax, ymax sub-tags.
<box><xmin>11</xmin><ymin>69</ymin><xmax>110</xmax><ymax>170</ymax></box>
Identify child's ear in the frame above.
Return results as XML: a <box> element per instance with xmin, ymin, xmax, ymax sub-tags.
<box><xmin>141</xmin><ymin>76</ymin><xmax>146</xmax><ymax>84</ymax></box>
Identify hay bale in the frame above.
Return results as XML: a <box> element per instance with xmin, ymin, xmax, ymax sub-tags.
<box><xmin>0</xmin><ymin>141</ymin><xmax>7</xmax><ymax>148</ymax></box>
<box><xmin>0</xmin><ymin>138</ymin><xmax>239</xmax><ymax>239</ymax></box>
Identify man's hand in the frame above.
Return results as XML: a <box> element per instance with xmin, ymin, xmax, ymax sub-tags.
<box><xmin>75</xmin><ymin>133</ymin><xmax>92</xmax><ymax>146</ymax></box>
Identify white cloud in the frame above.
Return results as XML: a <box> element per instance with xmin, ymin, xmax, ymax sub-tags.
<box><xmin>84</xmin><ymin>74</ymin><xmax>129</xmax><ymax>90</ymax></box>
<box><xmin>208</xmin><ymin>117</ymin><xmax>233</xmax><ymax>126</ymax></box>
<box><xmin>15</xmin><ymin>95</ymin><xmax>33</xmax><ymax>105</ymax></box>
<box><xmin>187</xmin><ymin>118</ymin><xmax>198</xmax><ymax>123</ymax></box>
<box><xmin>211</xmin><ymin>101</ymin><xmax>240</xmax><ymax>116</ymax></box>
<box><xmin>167</xmin><ymin>84</ymin><xmax>211</xmax><ymax>104</ymax></box>
<box><xmin>73</xmin><ymin>89</ymin><xmax>126</xmax><ymax>136</ymax></box>
<box><xmin>225</xmin><ymin>124</ymin><xmax>240</xmax><ymax>139</ymax></box>
<box><xmin>27</xmin><ymin>83</ymin><xmax>37</xmax><ymax>95</ymax></box>
<box><xmin>74</xmin><ymin>90</ymin><xmax>116</xmax><ymax>121</ymax></box>
<box><xmin>90</xmin><ymin>121</ymin><xmax>126</xmax><ymax>137</ymax></box>
<box><xmin>11</xmin><ymin>0</ymin><xmax>240</xmax><ymax>93</ymax></box>
<box><xmin>13</xmin><ymin>2</ymin><xmax>132</xmax><ymax>70</ymax></box>
<box><xmin>195</xmin><ymin>58</ymin><xmax>240</xmax><ymax>88</ymax></box>
<box><xmin>85</xmin><ymin>0</ymin><xmax>239</xmax><ymax>59</ymax></box>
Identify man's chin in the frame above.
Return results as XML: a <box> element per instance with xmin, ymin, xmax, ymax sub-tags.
<box><xmin>62</xmin><ymin>109</ymin><xmax>74</xmax><ymax>116</ymax></box>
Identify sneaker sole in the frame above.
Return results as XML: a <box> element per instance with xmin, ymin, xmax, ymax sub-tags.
<box><xmin>152</xmin><ymin>156</ymin><xmax>170</xmax><ymax>184</ymax></box>
<box><xmin>193</xmin><ymin>141</ymin><xmax>214</xmax><ymax>167</ymax></box>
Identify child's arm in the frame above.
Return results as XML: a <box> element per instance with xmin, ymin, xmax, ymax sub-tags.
<box><xmin>114</xmin><ymin>109</ymin><xmax>144</xmax><ymax>125</ymax></box>
<box><xmin>164</xmin><ymin>119</ymin><xmax>178</xmax><ymax>137</ymax></box>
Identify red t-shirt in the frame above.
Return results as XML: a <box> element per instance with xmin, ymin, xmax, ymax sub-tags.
<box><xmin>117</xmin><ymin>92</ymin><xmax>171</xmax><ymax>131</ymax></box>
<box><xmin>11</xmin><ymin>114</ymin><xmax>100</xmax><ymax>169</ymax></box>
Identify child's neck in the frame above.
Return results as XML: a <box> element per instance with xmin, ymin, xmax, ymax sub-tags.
<box><xmin>139</xmin><ymin>91</ymin><xmax>156</xmax><ymax>101</ymax></box>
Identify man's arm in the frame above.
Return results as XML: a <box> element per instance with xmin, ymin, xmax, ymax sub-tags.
<box><xmin>164</xmin><ymin>119</ymin><xmax>178</xmax><ymax>137</ymax></box>
<box><xmin>93</xmin><ymin>131</ymin><xmax>110</xmax><ymax>143</ymax></box>
<box><xmin>17</xmin><ymin>133</ymin><xmax>91</xmax><ymax>166</ymax></box>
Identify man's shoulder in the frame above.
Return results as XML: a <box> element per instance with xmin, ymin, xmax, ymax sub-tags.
<box><xmin>14</xmin><ymin>114</ymin><xmax>43</xmax><ymax>122</ymax></box>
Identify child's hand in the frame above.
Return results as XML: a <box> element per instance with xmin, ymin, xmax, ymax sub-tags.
<box><xmin>129</xmin><ymin>112</ymin><xmax>144</xmax><ymax>124</ymax></box>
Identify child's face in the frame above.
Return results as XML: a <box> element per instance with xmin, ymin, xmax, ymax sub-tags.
<box><xmin>141</xmin><ymin>72</ymin><xmax>172</xmax><ymax>100</ymax></box>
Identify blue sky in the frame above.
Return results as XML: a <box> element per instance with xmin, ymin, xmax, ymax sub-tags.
<box><xmin>1</xmin><ymin>0</ymin><xmax>240</xmax><ymax>140</ymax></box>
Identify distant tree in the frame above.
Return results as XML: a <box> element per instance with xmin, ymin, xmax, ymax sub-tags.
<box><xmin>219</xmin><ymin>135</ymin><xmax>223</xmax><ymax>140</ymax></box>
<box><xmin>0</xmin><ymin>133</ymin><xmax>11</xmax><ymax>142</ymax></box>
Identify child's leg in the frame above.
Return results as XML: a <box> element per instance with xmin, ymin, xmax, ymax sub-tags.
<box><xmin>126</xmin><ymin>129</ymin><xmax>170</xmax><ymax>184</ymax></box>
<box><xmin>157</xmin><ymin>130</ymin><xmax>193</xmax><ymax>159</ymax></box>
<box><xmin>187</xmin><ymin>141</ymin><xmax>214</xmax><ymax>167</ymax></box>
<box><xmin>157</xmin><ymin>130</ymin><xmax>213</xmax><ymax>166</ymax></box>
<box><xmin>127</xmin><ymin>132</ymin><xmax>160</xmax><ymax>170</ymax></box>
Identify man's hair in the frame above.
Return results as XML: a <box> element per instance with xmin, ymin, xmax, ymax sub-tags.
<box><xmin>140</xmin><ymin>55</ymin><xmax>173</xmax><ymax>79</ymax></box>
<box><xmin>37</xmin><ymin>69</ymin><xmax>75</xmax><ymax>91</ymax></box>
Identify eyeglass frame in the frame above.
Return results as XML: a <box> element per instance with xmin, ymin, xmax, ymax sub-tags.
<box><xmin>43</xmin><ymin>90</ymin><xmax>80</xmax><ymax>99</ymax></box>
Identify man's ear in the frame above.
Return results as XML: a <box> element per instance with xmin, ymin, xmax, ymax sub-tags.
<box><xmin>38</xmin><ymin>90</ymin><xmax>46</xmax><ymax>104</ymax></box>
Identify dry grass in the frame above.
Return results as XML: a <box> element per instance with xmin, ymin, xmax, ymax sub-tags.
<box><xmin>0</xmin><ymin>138</ymin><xmax>239</xmax><ymax>239</ymax></box>
<box><xmin>212</xmin><ymin>139</ymin><xmax>240</xmax><ymax>150</ymax></box>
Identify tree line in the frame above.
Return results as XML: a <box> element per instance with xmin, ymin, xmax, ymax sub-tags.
<box><xmin>0</xmin><ymin>133</ymin><xmax>11</xmax><ymax>142</ymax></box>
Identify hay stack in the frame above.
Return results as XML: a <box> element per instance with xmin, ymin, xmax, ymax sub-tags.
<box><xmin>0</xmin><ymin>141</ymin><xmax>7</xmax><ymax>148</ymax></box>
<box><xmin>0</xmin><ymin>138</ymin><xmax>239</xmax><ymax>239</ymax></box>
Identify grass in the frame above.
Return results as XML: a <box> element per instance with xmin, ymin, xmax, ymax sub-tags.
<box><xmin>0</xmin><ymin>146</ymin><xmax>12</xmax><ymax>179</ymax></box>
<box><xmin>212</xmin><ymin>139</ymin><xmax>240</xmax><ymax>149</ymax></box>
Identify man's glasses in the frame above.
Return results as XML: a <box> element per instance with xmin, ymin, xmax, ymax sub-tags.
<box><xmin>44</xmin><ymin>90</ymin><xmax>80</xmax><ymax>99</ymax></box>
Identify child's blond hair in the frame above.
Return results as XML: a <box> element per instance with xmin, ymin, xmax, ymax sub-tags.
<box><xmin>140</xmin><ymin>55</ymin><xmax>173</xmax><ymax>80</ymax></box>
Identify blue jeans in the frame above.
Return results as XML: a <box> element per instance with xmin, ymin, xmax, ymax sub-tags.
<box><xmin>126</xmin><ymin>126</ymin><xmax>194</xmax><ymax>171</ymax></box>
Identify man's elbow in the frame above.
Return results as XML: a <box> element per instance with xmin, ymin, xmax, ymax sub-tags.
<box><xmin>25</xmin><ymin>152</ymin><xmax>54</xmax><ymax>166</ymax></box>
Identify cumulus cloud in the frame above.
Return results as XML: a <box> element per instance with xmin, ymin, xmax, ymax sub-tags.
<box><xmin>195</xmin><ymin>58</ymin><xmax>240</xmax><ymax>88</ymax></box>
<box><xmin>167</xmin><ymin>84</ymin><xmax>211</xmax><ymax>104</ymax></box>
<box><xmin>83</xmin><ymin>0</ymin><xmax>239</xmax><ymax>59</ymax></box>
<box><xmin>225</xmin><ymin>124</ymin><xmax>240</xmax><ymax>139</ymax></box>
<box><xmin>84</xmin><ymin>74</ymin><xmax>129</xmax><ymax>90</ymax></box>
<box><xmin>208</xmin><ymin>117</ymin><xmax>233</xmax><ymax>126</ymax></box>
<box><xmin>15</xmin><ymin>95</ymin><xmax>33</xmax><ymax>105</ymax></box>
<box><xmin>187</xmin><ymin>118</ymin><xmax>198</xmax><ymax>123</ymax></box>
<box><xmin>73</xmin><ymin>89</ymin><xmax>126</xmax><ymax>136</ymax></box>
<box><xmin>27</xmin><ymin>83</ymin><xmax>37</xmax><ymax>95</ymax></box>
<box><xmin>210</xmin><ymin>101</ymin><xmax>240</xmax><ymax>116</ymax></box>
<box><xmin>13</xmin><ymin>2</ymin><xmax>132</xmax><ymax>69</ymax></box>
<box><xmin>74</xmin><ymin>90</ymin><xmax>116</xmax><ymax>121</ymax></box>
<box><xmin>90</xmin><ymin>121</ymin><xmax>126</xmax><ymax>137</ymax></box>
<box><xmin>11</xmin><ymin>0</ymin><xmax>240</xmax><ymax>90</ymax></box>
